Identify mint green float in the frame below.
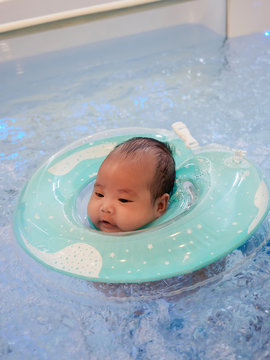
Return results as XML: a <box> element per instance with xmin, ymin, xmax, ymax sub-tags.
<box><xmin>13</xmin><ymin>123</ymin><xmax>270</xmax><ymax>283</ymax></box>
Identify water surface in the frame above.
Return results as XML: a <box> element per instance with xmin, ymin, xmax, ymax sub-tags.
<box><xmin>1</xmin><ymin>24</ymin><xmax>270</xmax><ymax>359</ymax></box>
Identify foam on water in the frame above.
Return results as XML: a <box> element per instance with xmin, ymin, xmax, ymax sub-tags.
<box><xmin>1</xmin><ymin>24</ymin><xmax>270</xmax><ymax>359</ymax></box>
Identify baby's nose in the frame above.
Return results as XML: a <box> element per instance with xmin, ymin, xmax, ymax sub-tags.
<box><xmin>101</xmin><ymin>201</ymin><xmax>114</xmax><ymax>214</ymax></box>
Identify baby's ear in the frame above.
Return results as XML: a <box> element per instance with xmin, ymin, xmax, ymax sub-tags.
<box><xmin>156</xmin><ymin>193</ymin><xmax>170</xmax><ymax>217</ymax></box>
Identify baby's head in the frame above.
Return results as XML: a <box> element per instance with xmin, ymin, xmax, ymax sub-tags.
<box><xmin>87</xmin><ymin>137</ymin><xmax>175</xmax><ymax>232</ymax></box>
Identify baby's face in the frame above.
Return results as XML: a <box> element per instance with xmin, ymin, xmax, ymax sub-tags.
<box><xmin>88</xmin><ymin>153</ymin><xmax>167</xmax><ymax>232</ymax></box>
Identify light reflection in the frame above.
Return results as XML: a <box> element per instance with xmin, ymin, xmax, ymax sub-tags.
<box><xmin>8</xmin><ymin>153</ymin><xmax>18</xmax><ymax>159</ymax></box>
<box><xmin>1</xmin><ymin>41</ymin><xmax>24</xmax><ymax>74</ymax></box>
<box><xmin>0</xmin><ymin>152</ymin><xmax>19</xmax><ymax>160</ymax></box>
<box><xmin>134</xmin><ymin>96</ymin><xmax>148</xmax><ymax>108</ymax></box>
<box><xmin>71</xmin><ymin>101</ymin><xmax>116</xmax><ymax>120</ymax></box>
<box><xmin>0</xmin><ymin>118</ymin><xmax>26</xmax><ymax>142</ymax></box>
<box><xmin>0</xmin><ymin>41</ymin><xmax>12</xmax><ymax>61</ymax></box>
<box><xmin>16</xmin><ymin>62</ymin><xmax>24</xmax><ymax>75</ymax></box>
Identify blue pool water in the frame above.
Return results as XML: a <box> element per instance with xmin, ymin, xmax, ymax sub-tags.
<box><xmin>1</xmin><ymin>24</ymin><xmax>270</xmax><ymax>359</ymax></box>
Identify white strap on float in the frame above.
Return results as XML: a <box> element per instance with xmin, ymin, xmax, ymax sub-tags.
<box><xmin>172</xmin><ymin>122</ymin><xmax>199</xmax><ymax>149</ymax></box>
<box><xmin>232</xmin><ymin>148</ymin><xmax>247</xmax><ymax>163</ymax></box>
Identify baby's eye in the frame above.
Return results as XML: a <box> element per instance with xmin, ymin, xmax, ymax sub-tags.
<box><xmin>119</xmin><ymin>198</ymin><xmax>131</xmax><ymax>203</ymax></box>
<box><xmin>95</xmin><ymin>192</ymin><xmax>104</xmax><ymax>198</ymax></box>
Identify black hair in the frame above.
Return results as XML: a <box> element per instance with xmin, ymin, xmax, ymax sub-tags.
<box><xmin>110</xmin><ymin>137</ymin><xmax>175</xmax><ymax>201</ymax></box>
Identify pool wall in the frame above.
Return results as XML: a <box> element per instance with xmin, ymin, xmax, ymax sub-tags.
<box><xmin>1</xmin><ymin>0</ymin><xmax>270</xmax><ymax>63</ymax></box>
<box><xmin>0</xmin><ymin>0</ymin><xmax>226</xmax><ymax>34</ymax></box>
<box><xmin>1</xmin><ymin>0</ymin><xmax>270</xmax><ymax>38</ymax></box>
<box><xmin>1</xmin><ymin>0</ymin><xmax>226</xmax><ymax>62</ymax></box>
<box><xmin>228</xmin><ymin>0</ymin><xmax>270</xmax><ymax>37</ymax></box>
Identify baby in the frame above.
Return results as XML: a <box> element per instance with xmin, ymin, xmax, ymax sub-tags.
<box><xmin>87</xmin><ymin>137</ymin><xmax>175</xmax><ymax>232</ymax></box>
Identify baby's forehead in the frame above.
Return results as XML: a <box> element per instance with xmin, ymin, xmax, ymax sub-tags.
<box><xmin>98</xmin><ymin>151</ymin><xmax>157</xmax><ymax>193</ymax></box>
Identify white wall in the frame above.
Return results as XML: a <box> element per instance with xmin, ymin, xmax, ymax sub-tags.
<box><xmin>227</xmin><ymin>0</ymin><xmax>270</xmax><ymax>37</ymax></box>
<box><xmin>0</xmin><ymin>0</ymin><xmax>226</xmax><ymax>62</ymax></box>
<box><xmin>0</xmin><ymin>0</ymin><xmax>226</xmax><ymax>35</ymax></box>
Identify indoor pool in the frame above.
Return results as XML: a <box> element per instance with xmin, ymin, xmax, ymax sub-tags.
<box><xmin>1</xmin><ymin>19</ymin><xmax>270</xmax><ymax>360</ymax></box>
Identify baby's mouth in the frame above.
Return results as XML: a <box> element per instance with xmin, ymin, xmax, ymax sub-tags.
<box><xmin>99</xmin><ymin>219</ymin><xmax>119</xmax><ymax>232</ymax></box>
<box><xmin>101</xmin><ymin>220</ymin><xmax>112</xmax><ymax>226</ymax></box>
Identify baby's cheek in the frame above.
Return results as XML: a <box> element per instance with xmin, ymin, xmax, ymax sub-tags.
<box><xmin>123</xmin><ymin>210</ymin><xmax>142</xmax><ymax>230</ymax></box>
<box><xmin>87</xmin><ymin>198</ymin><xmax>96</xmax><ymax>221</ymax></box>
<box><xmin>116</xmin><ymin>208</ymin><xmax>132</xmax><ymax>228</ymax></box>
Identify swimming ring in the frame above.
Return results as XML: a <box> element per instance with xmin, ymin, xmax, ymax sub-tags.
<box><xmin>13</xmin><ymin>123</ymin><xmax>270</xmax><ymax>283</ymax></box>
